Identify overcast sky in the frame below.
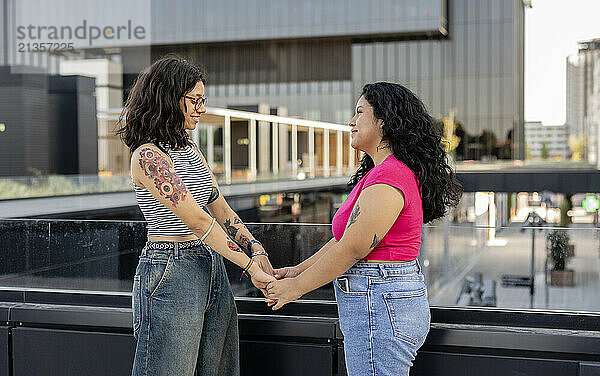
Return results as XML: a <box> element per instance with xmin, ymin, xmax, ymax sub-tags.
<box><xmin>525</xmin><ymin>0</ymin><xmax>600</xmax><ymax>125</ymax></box>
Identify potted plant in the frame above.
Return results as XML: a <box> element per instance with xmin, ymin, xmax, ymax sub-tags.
<box><xmin>547</xmin><ymin>229</ymin><xmax>574</xmax><ymax>286</ymax></box>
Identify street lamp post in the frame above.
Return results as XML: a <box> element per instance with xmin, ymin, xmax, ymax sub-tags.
<box><xmin>521</xmin><ymin>211</ymin><xmax>546</xmax><ymax>309</ymax></box>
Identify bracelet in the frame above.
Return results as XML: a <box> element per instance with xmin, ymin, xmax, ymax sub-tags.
<box><xmin>240</xmin><ymin>258</ymin><xmax>254</xmax><ymax>281</ymax></box>
<box><xmin>246</xmin><ymin>239</ymin><xmax>262</xmax><ymax>254</ymax></box>
<box><xmin>200</xmin><ymin>218</ymin><xmax>216</xmax><ymax>242</ymax></box>
<box><xmin>251</xmin><ymin>250</ymin><xmax>269</xmax><ymax>258</ymax></box>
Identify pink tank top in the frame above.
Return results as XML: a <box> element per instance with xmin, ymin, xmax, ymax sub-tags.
<box><xmin>332</xmin><ymin>155</ymin><xmax>423</xmax><ymax>261</ymax></box>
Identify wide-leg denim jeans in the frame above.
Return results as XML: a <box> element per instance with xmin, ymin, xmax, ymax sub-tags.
<box><xmin>131</xmin><ymin>242</ymin><xmax>239</xmax><ymax>376</ymax></box>
<box><xmin>335</xmin><ymin>260</ymin><xmax>430</xmax><ymax>376</ymax></box>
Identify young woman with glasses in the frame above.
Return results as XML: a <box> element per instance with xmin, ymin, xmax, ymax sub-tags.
<box><xmin>117</xmin><ymin>55</ymin><xmax>275</xmax><ymax>376</ymax></box>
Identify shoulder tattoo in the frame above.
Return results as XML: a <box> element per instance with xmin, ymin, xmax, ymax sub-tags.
<box><xmin>138</xmin><ymin>147</ymin><xmax>187</xmax><ymax>207</ymax></box>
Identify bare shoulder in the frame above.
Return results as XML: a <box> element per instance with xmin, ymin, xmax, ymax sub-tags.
<box><xmin>360</xmin><ymin>183</ymin><xmax>405</xmax><ymax>211</ymax></box>
<box><xmin>131</xmin><ymin>143</ymin><xmax>172</xmax><ymax>187</ymax></box>
<box><xmin>132</xmin><ymin>143</ymin><xmax>172</xmax><ymax>164</ymax></box>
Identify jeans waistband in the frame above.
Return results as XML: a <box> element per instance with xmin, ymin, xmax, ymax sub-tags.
<box><xmin>345</xmin><ymin>259</ymin><xmax>422</xmax><ymax>277</ymax></box>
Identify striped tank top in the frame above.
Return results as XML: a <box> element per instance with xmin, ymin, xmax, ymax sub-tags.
<box><xmin>131</xmin><ymin>142</ymin><xmax>213</xmax><ymax>237</ymax></box>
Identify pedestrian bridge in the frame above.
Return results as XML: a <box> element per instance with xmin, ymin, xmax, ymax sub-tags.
<box><xmin>0</xmin><ymin>176</ymin><xmax>350</xmax><ymax>218</ymax></box>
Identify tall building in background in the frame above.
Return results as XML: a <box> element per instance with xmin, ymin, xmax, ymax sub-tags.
<box><xmin>591</xmin><ymin>58</ymin><xmax>600</xmax><ymax>168</ymax></box>
<box><xmin>567</xmin><ymin>39</ymin><xmax>600</xmax><ymax>164</ymax></box>
<box><xmin>566</xmin><ymin>55</ymin><xmax>584</xmax><ymax>138</ymax></box>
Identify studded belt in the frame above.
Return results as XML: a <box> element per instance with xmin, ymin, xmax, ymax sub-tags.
<box><xmin>144</xmin><ymin>238</ymin><xmax>204</xmax><ymax>250</ymax></box>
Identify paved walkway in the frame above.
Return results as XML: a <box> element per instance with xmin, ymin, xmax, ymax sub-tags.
<box><xmin>428</xmin><ymin>226</ymin><xmax>600</xmax><ymax>312</ymax></box>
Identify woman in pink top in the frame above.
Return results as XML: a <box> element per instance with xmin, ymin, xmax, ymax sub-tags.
<box><xmin>266</xmin><ymin>82</ymin><xmax>463</xmax><ymax>375</ymax></box>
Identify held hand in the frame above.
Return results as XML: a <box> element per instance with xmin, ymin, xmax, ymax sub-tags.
<box><xmin>248</xmin><ymin>263</ymin><xmax>276</xmax><ymax>297</ymax></box>
<box><xmin>252</xmin><ymin>254</ymin><xmax>275</xmax><ymax>276</ymax></box>
<box><xmin>265</xmin><ymin>278</ymin><xmax>304</xmax><ymax>310</ymax></box>
<box><xmin>273</xmin><ymin>266</ymin><xmax>301</xmax><ymax>280</ymax></box>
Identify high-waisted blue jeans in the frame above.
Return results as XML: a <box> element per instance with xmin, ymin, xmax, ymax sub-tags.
<box><xmin>335</xmin><ymin>260</ymin><xmax>430</xmax><ymax>376</ymax></box>
<box><xmin>131</xmin><ymin>242</ymin><xmax>239</xmax><ymax>376</ymax></box>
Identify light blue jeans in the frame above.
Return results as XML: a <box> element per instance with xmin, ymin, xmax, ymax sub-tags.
<box><xmin>131</xmin><ymin>242</ymin><xmax>240</xmax><ymax>376</ymax></box>
<box><xmin>334</xmin><ymin>260</ymin><xmax>430</xmax><ymax>376</ymax></box>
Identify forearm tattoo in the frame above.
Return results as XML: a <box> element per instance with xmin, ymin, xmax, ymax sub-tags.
<box><xmin>207</xmin><ymin>186</ymin><xmax>220</xmax><ymax>204</ymax></box>
<box><xmin>224</xmin><ymin>218</ymin><xmax>239</xmax><ymax>238</ymax></box>
<box><xmin>138</xmin><ymin>148</ymin><xmax>187</xmax><ymax>207</ymax></box>
<box><xmin>346</xmin><ymin>203</ymin><xmax>360</xmax><ymax>229</ymax></box>
<box><xmin>238</xmin><ymin>234</ymin><xmax>251</xmax><ymax>250</ymax></box>
<box><xmin>223</xmin><ymin>215</ymin><xmax>253</xmax><ymax>251</ymax></box>
<box><xmin>370</xmin><ymin>234</ymin><xmax>381</xmax><ymax>249</ymax></box>
<box><xmin>227</xmin><ymin>240</ymin><xmax>243</xmax><ymax>253</ymax></box>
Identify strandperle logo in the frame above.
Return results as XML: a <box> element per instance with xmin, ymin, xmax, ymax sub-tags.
<box><xmin>16</xmin><ymin>19</ymin><xmax>146</xmax><ymax>46</ymax></box>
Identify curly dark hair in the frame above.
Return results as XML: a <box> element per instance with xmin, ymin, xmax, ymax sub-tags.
<box><xmin>349</xmin><ymin>82</ymin><xmax>463</xmax><ymax>223</ymax></box>
<box><xmin>116</xmin><ymin>55</ymin><xmax>206</xmax><ymax>152</ymax></box>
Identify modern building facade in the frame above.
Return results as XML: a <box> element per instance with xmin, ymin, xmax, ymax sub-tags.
<box><xmin>60</xmin><ymin>59</ymin><xmax>127</xmax><ymax>174</ymax></box>
<box><xmin>524</xmin><ymin>121</ymin><xmax>568</xmax><ymax>159</ymax></box>
<box><xmin>0</xmin><ymin>66</ymin><xmax>98</xmax><ymax>176</ymax></box>
<box><xmin>144</xmin><ymin>0</ymin><xmax>525</xmax><ymax>160</ymax></box>
<box><xmin>1</xmin><ymin>0</ymin><xmax>527</xmax><ymax>174</ymax></box>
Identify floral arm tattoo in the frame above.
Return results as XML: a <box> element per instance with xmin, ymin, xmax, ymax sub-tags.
<box><xmin>223</xmin><ymin>215</ymin><xmax>254</xmax><ymax>252</ymax></box>
<box><xmin>138</xmin><ymin>147</ymin><xmax>187</xmax><ymax>207</ymax></box>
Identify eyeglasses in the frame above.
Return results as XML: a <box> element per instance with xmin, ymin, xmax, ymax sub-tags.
<box><xmin>184</xmin><ymin>95</ymin><xmax>207</xmax><ymax>112</ymax></box>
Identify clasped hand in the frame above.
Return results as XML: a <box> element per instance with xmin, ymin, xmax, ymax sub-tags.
<box><xmin>247</xmin><ymin>255</ymin><xmax>276</xmax><ymax>296</ymax></box>
<box><xmin>248</xmin><ymin>261</ymin><xmax>304</xmax><ymax>310</ymax></box>
<box><xmin>265</xmin><ymin>266</ymin><xmax>303</xmax><ymax>310</ymax></box>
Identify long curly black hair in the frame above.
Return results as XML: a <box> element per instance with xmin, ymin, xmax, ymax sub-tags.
<box><xmin>349</xmin><ymin>82</ymin><xmax>463</xmax><ymax>223</ymax></box>
<box><xmin>116</xmin><ymin>55</ymin><xmax>206</xmax><ymax>152</ymax></box>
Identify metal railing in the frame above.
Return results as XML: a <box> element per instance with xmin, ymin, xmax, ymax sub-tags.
<box><xmin>98</xmin><ymin>106</ymin><xmax>356</xmax><ymax>185</ymax></box>
<box><xmin>1</xmin><ymin>218</ymin><xmax>599</xmax><ymax>313</ymax></box>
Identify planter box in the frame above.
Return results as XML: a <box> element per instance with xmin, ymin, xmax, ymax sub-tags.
<box><xmin>550</xmin><ymin>270</ymin><xmax>575</xmax><ymax>287</ymax></box>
